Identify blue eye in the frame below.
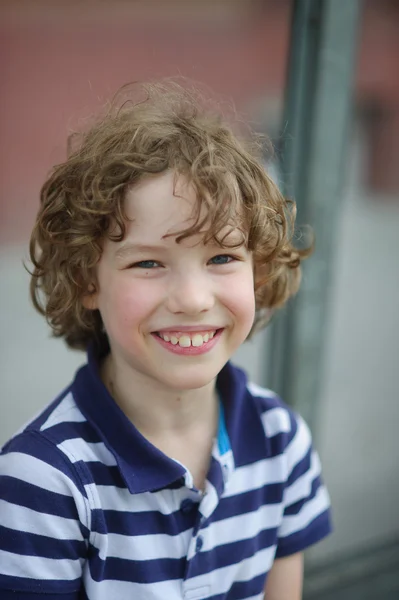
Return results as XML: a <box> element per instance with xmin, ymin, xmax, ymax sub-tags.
<box><xmin>209</xmin><ymin>255</ymin><xmax>234</xmax><ymax>265</ymax></box>
<box><xmin>133</xmin><ymin>260</ymin><xmax>159</xmax><ymax>269</ymax></box>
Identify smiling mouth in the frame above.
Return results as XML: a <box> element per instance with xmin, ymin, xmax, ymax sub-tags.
<box><xmin>154</xmin><ymin>329</ymin><xmax>223</xmax><ymax>348</ymax></box>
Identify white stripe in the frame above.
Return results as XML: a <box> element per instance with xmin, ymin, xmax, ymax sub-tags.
<box><xmin>88</xmin><ymin>496</ymin><xmax>282</xmax><ymax>564</ymax></box>
<box><xmin>83</xmin><ymin>545</ymin><xmax>274</xmax><ymax>599</ymax></box>
<box><xmin>0</xmin><ymin>452</ymin><xmax>89</xmax><ymax>528</ymax></box>
<box><xmin>261</xmin><ymin>407</ymin><xmax>291</xmax><ymax>438</ymax></box>
<box><xmin>184</xmin><ymin>585</ymin><xmax>210</xmax><ymax>600</ymax></box>
<box><xmin>199</xmin><ymin>480</ymin><xmax>218</xmax><ymax>520</ymax></box>
<box><xmin>285</xmin><ymin>415</ymin><xmax>312</xmax><ymax>473</ymax></box>
<box><xmin>247</xmin><ymin>381</ymin><xmax>277</xmax><ymax>399</ymax></box>
<box><xmin>57</xmin><ymin>439</ymin><xmax>117</xmax><ymax>466</ymax></box>
<box><xmin>40</xmin><ymin>392</ymin><xmax>86</xmax><ymax>431</ymax></box>
<box><xmin>283</xmin><ymin>451</ymin><xmax>321</xmax><ymax>507</ymax></box>
<box><xmin>94</xmin><ymin>528</ymin><xmax>192</xmax><ymax>561</ymax></box>
<box><xmin>0</xmin><ymin>548</ymin><xmax>82</xmax><ymax>580</ymax></box>
<box><xmin>203</xmin><ymin>502</ymin><xmax>282</xmax><ymax>552</ymax></box>
<box><xmin>0</xmin><ymin>498</ymin><xmax>83</xmax><ymax>541</ymax></box>
<box><xmin>84</xmin><ymin>483</ymin><xmax>187</xmax><ymax>513</ymax></box>
<box><xmin>83</xmin><ymin>570</ymin><xmax>182</xmax><ymax>600</ymax></box>
<box><xmin>0</xmin><ymin>452</ymin><xmax>77</xmax><ymax>495</ymax></box>
<box><xmin>279</xmin><ymin>485</ymin><xmax>330</xmax><ymax>538</ymax></box>
<box><xmin>223</xmin><ymin>454</ymin><xmax>287</xmax><ymax>498</ymax></box>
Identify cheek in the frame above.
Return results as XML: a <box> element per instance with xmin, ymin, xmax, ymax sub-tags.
<box><xmin>222</xmin><ymin>271</ymin><xmax>256</xmax><ymax>325</ymax></box>
<box><xmin>98</xmin><ymin>279</ymin><xmax>160</xmax><ymax>333</ymax></box>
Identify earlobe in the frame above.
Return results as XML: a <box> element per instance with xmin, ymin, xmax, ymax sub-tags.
<box><xmin>82</xmin><ymin>283</ymin><xmax>98</xmax><ymax>310</ymax></box>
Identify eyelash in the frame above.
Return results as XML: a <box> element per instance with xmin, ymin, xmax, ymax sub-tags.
<box><xmin>131</xmin><ymin>260</ymin><xmax>160</xmax><ymax>269</ymax></box>
<box><xmin>209</xmin><ymin>254</ymin><xmax>236</xmax><ymax>265</ymax></box>
<box><xmin>129</xmin><ymin>255</ymin><xmax>238</xmax><ymax>269</ymax></box>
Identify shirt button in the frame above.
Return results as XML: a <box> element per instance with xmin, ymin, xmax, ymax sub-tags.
<box><xmin>180</xmin><ymin>499</ymin><xmax>196</xmax><ymax>514</ymax></box>
<box><xmin>195</xmin><ymin>536</ymin><xmax>204</xmax><ymax>552</ymax></box>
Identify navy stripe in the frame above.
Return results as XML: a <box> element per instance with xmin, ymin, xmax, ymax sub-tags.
<box><xmin>0</xmin><ymin>592</ymin><xmax>79</xmax><ymax>600</ymax></box>
<box><xmin>0</xmin><ymin>573</ymin><xmax>81</xmax><ymax>594</ymax></box>
<box><xmin>91</xmin><ymin>507</ymin><xmax>196</xmax><ymax>536</ymax></box>
<box><xmin>41</xmin><ymin>421</ymin><xmax>101</xmax><ymax>446</ymax></box>
<box><xmin>276</xmin><ymin>509</ymin><xmax>333</xmax><ymax>558</ymax></box>
<box><xmin>3</xmin><ymin>432</ymin><xmax>87</xmax><ymax>498</ymax></box>
<box><xmin>189</xmin><ymin>527</ymin><xmax>277</xmax><ymax>577</ymax></box>
<box><xmin>207</xmin><ymin>457</ymin><xmax>224</xmax><ymax>496</ymax></box>
<box><xmin>284</xmin><ymin>474</ymin><xmax>322</xmax><ymax>516</ymax></box>
<box><xmin>224</xmin><ymin>389</ymin><xmax>270</xmax><ymax>468</ymax></box>
<box><xmin>0</xmin><ymin>475</ymin><xmax>80</xmax><ymax>519</ymax></box>
<box><xmin>0</xmin><ymin>525</ymin><xmax>86</xmax><ymax>560</ymax></box>
<box><xmin>85</xmin><ymin>462</ymin><xmax>126</xmax><ymax>488</ymax></box>
<box><xmin>267</xmin><ymin>429</ymin><xmax>297</xmax><ymax>459</ymax></box>
<box><xmin>287</xmin><ymin>447</ymin><xmax>312</xmax><ymax>487</ymax></box>
<box><xmin>212</xmin><ymin>483</ymin><xmax>284</xmax><ymax>522</ymax></box>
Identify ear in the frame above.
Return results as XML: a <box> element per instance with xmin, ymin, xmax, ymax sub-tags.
<box><xmin>82</xmin><ymin>283</ymin><xmax>99</xmax><ymax>310</ymax></box>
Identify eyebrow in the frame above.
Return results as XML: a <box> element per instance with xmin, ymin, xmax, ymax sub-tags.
<box><xmin>114</xmin><ymin>231</ymin><xmax>247</xmax><ymax>260</ymax></box>
<box><xmin>114</xmin><ymin>243</ymin><xmax>169</xmax><ymax>260</ymax></box>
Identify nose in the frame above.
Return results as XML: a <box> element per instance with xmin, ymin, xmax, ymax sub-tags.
<box><xmin>166</xmin><ymin>270</ymin><xmax>215</xmax><ymax>315</ymax></box>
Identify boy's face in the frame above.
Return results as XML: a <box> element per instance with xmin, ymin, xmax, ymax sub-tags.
<box><xmin>86</xmin><ymin>170</ymin><xmax>255</xmax><ymax>393</ymax></box>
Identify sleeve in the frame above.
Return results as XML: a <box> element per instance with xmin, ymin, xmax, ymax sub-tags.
<box><xmin>274</xmin><ymin>411</ymin><xmax>333</xmax><ymax>558</ymax></box>
<box><xmin>0</xmin><ymin>431</ymin><xmax>90</xmax><ymax>598</ymax></box>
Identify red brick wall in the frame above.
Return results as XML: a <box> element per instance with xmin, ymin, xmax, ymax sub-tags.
<box><xmin>1</xmin><ymin>0</ymin><xmax>398</xmax><ymax>244</ymax></box>
<box><xmin>357</xmin><ymin>0</ymin><xmax>399</xmax><ymax>194</ymax></box>
<box><xmin>0</xmin><ymin>0</ymin><xmax>290</xmax><ymax>244</ymax></box>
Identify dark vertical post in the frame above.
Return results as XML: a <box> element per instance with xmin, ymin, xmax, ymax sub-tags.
<box><xmin>267</xmin><ymin>0</ymin><xmax>361</xmax><ymax>433</ymax></box>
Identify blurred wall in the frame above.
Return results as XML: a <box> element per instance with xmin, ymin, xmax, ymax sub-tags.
<box><xmin>0</xmin><ymin>0</ymin><xmax>289</xmax><ymax>245</ymax></box>
<box><xmin>308</xmin><ymin>123</ymin><xmax>399</xmax><ymax>562</ymax></box>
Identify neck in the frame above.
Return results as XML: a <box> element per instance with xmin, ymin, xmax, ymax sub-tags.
<box><xmin>100</xmin><ymin>353</ymin><xmax>219</xmax><ymax>440</ymax></box>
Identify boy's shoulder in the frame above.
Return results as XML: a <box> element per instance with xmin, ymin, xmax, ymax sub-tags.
<box><xmin>3</xmin><ymin>385</ymin><xmax>85</xmax><ymax>445</ymax></box>
<box><xmin>0</xmin><ymin>386</ymin><xmax>93</xmax><ymax>514</ymax></box>
<box><xmin>246</xmin><ymin>379</ymin><xmax>304</xmax><ymax>437</ymax></box>
<box><xmin>225</xmin><ymin>362</ymin><xmax>312</xmax><ymax>464</ymax></box>
<box><xmin>229</xmin><ymin>362</ymin><xmax>305</xmax><ymax>436</ymax></box>
<box><xmin>1</xmin><ymin>377</ymin><xmax>103</xmax><ymax>479</ymax></box>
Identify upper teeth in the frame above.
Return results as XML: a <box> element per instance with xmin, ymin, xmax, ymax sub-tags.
<box><xmin>160</xmin><ymin>331</ymin><xmax>216</xmax><ymax>347</ymax></box>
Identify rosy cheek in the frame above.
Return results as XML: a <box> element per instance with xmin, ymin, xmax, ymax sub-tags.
<box><xmin>222</xmin><ymin>274</ymin><xmax>256</xmax><ymax>320</ymax></box>
<box><xmin>107</xmin><ymin>281</ymin><xmax>160</xmax><ymax>330</ymax></box>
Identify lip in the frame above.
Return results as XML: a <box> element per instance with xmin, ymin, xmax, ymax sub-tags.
<box><xmin>155</xmin><ymin>325</ymin><xmax>222</xmax><ymax>333</ymax></box>
<box><xmin>151</xmin><ymin>328</ymin><xmax>224</xmax><ymax>356</ymax></box>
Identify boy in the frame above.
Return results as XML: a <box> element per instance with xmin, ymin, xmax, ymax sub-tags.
<box><xmin>0</xmin><ymin>82</ymin><xmax>331</xmax><ymax>599</ymax></box>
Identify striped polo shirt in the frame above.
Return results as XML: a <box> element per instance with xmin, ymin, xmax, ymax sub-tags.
<box><xmin>0</xmin><ymin>347</ymin><xmax>332</xmax><ymax>600</ymax></box>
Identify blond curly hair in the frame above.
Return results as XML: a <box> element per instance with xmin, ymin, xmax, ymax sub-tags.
<box><xmin>29</xmin><ymin>81</ymin><xmax>311</xmax><ymax>351</ymax></box>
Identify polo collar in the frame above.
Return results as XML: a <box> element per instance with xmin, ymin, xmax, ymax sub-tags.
<box><xmin>72</xmin><ymin>341</ymin><xmax>268</xmax><ymax>494</ymax></box>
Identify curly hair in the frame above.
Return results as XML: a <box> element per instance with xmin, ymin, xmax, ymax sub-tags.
<box><xmin>29</xmin><ymin>80</ymin><xmax>311</xmax><ymax>351</ymax></box>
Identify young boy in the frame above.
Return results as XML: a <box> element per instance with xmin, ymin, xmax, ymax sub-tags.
<box><xmin>0</xmin><ymin>82</ymin><xmax>331</xmax><ymax>599</ymax></box>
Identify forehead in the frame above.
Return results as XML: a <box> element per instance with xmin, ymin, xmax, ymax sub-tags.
<box><xmin>108</xmin><ymin>169</ymin><xmax>248</xmax><ymax>253</ymax></box>
<box><xmin>124</xmin><ymin>171</ymin><xmax>195</xmax><ymax>236</ymax></box>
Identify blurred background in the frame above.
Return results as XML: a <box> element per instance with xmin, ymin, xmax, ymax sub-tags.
<box><xmin>0</xmin><ymin>0</ymin><xmax>398</xmax><ymax>598</ymax></box>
